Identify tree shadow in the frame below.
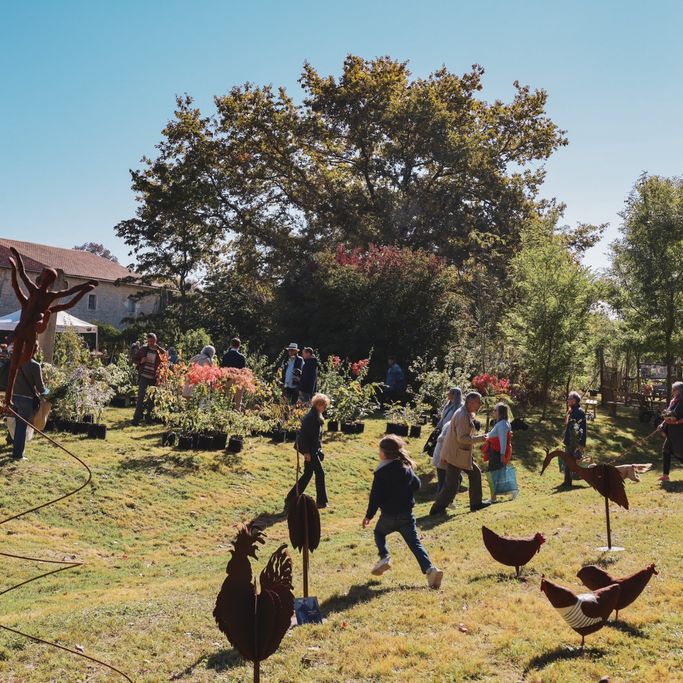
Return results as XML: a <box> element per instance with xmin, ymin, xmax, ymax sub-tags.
<box><xmin>415</xmin><ymin>510</ymin><xmax>466</xmax><ymax>530</ymax></box>
<box><xmin>118</xmin><ymin>453</ymin><xmax>200</xmax><ymax>477</ymax></box>
<box><xmin>525</xmin><ymin>645</ymin><xmax>606</xmax><ymax>673</ymax></box>
<box><xmin>319</xmin><ymin>581</ymin><xmax>414</xmax><ymax>616</ymax></box>
<box><xmin>169</xmin><ymin>648</ymin><xmax>243</xmax><ymax>680</ymax></box>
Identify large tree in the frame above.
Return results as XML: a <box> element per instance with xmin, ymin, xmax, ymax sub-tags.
<box><xmin>610</xmin><ymin>174</ymin><xmax>683</xmax><ymax>397</ymax></box>
<box><xmin>503</xmin><ymin>214</ymin><xmax>596</xmax><ymax>417</ymax></box>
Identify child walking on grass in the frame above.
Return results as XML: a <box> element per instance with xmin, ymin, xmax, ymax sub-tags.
<box><xmin>362</xmin><ymin>435</ymin><xmax>444</xmax><ymax>589</ymax></box>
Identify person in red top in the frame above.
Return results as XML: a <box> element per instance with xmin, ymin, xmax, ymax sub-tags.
<box><xmin>132</xmin><ymin>333</ymin><xmax>166</xmax><ymax>426</ymax></box>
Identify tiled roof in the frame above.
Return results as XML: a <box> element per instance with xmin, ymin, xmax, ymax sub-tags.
<box><xmin>0</xmin><ymin>238</ymin><xmax>137</xmax><ymax>283</ymax></box>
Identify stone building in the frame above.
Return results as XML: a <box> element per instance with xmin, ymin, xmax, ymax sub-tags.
<box><xmin>0</xmin><ymin>238</ymin><xmax>161</xmax><ymax>329</ymax></box>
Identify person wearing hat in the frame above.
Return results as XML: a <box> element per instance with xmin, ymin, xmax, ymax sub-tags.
<box><xmin>281</xmin><ymin>343</ymin><xmax>303</xmax><ymax>404</ymax></box>
<box><xmin>560</xmin><ymin>390</ymin><xmax>587</xmax><ymax>487</ymax></box>
<box><xmin>658</xmin><ymin>381</ymin><xmax>683</xmax><ymax>482</ymax></box>
<box><xmin>133</xmin><ymin>332</ymin><xmax>166</xmax><ymax>426</ymax></box>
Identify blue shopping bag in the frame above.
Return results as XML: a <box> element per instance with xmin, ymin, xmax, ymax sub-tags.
<box><xmin>486</xmin><ymin>464</ymin><xmax>518</xmax><ymax>495</ymax></box>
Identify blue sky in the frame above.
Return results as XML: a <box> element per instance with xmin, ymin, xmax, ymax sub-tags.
<box><xmin>1</xmin><ymin>0</ymin><xmax>681</xmax><ymax>271</ymax></box>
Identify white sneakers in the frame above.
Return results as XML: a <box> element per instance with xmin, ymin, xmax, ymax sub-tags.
<box><xmin>427</xmin><ymin>567</ymin><xmax>444</xmax><ymax>589</ymax></box>
<box><xmin>371</xmin><ymin>556</ymin><xmax>392</xmax><ymax>575</ymax></box>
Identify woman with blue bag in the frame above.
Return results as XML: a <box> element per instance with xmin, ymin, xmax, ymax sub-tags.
<box><xmin>481</xmin><ymin>403</ymin><xmax>517</xmax><ymax>501</ymax></box>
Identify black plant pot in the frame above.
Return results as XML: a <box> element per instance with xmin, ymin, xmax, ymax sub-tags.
<box><xmin>44</xmin><ymin>418</ymin><xmax>55</xmax><ymax>432</ymax></box>
<box><xmin>271</xmin><ymin>429</ymin><xmax>286</xmax><ymax>443</ymax></box>
<box><xmin>54</xmin><ymin>418</ymin><xmax>68</xmax><ymax>432</ymax></box>
<box><xmin>431</xmin><ymin>414</ymin><xmax>439</xmax><ymax>427</ymax></box>
<box><xmin>355</xmin><ymin>422</ymin><xmax>365</xmax><ymax>434</ymax></box>
<box><xmin>285</xmin><ymin>430</ymin><xmax>297</xmax><ymax>442</ymax></box>
<box><xmin>212</xmin><ymin>432</ymin><xmax>228</xmax><ymax>450</ymax></box>
<box><xmin>196</xmin><ymin>433</ymin><xmax>215</xmax><ymax>451</ymax></box>
<box><xmin>327</xmin><ymin>420</ymin><xmax>339</xmax><ymax>432</ymax></box>
<box><xmin>87</xmin><ymin>423</ymin><xmax>107</xmax><ymax>439</ymax></box>
<box><xmin>589</xmin><ymin>390</ymin><xmax>599</xmax><ymax>397</ymax></box>
<box><xmin>386</xmin><ymin>423</ymin><xmax>409</xmax><ymax>437</ymax></box>
<box><xmin>178</xmin><ymin>434</ymin><xmax>194</xmax><ymax>450</ymax></box>
<box><xmin>83</xmin><ymin>414</ymin><xmax>95</xmax><ymax>424</ymax></box>
<box><xmin>409</xmin><ymin>425</ymin><xmax>422</xmax><ymax>438</ymax></box>
<box><xmin>161</xmin><ymin>431</ymin><xmax>177</xmax><ymax>447</ymax></box>
<box><xmin>227</xmin><ymin>436</ymin><xmax>244</xmax><ymax>453</ymax></box>
<box><xmin>341</xmin><ymin>422</ymin><xmax>359</xmax><ymax>435</ymax></box>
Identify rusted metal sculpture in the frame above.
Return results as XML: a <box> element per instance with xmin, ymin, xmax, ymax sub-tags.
<box><xmin>214</xmin><ymin>523</ymin><xmax>294</xmax><ymax>683</ymax></box>
<box><xmin>4</xmin><ymin>246</ymin><xmax>97</xmax><ymax>407</ymax></box>
<box><xmin>1</xmin><ymin>248</ymin><xmax>129</xmax><ymax>680</ymax></box>
<box><xmin>541</xmin><ymin>449</ymin><xmax>650</xmax><ymax>550</ymax></box>
<box><xmin>287</xmin><ymin>444</ymin><xmax>321</xmax><ymax>597</ymax></box>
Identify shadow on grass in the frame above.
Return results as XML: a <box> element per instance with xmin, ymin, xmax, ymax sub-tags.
<box><xmin>118</xmin><ymin>453</ymin><xmax>200</xmax><ymax>477</ymax></box>
<box><xmin>662</xmin><ymin>480</ymin><xmax>683</xmax><ymax>493</ymax></box>
<box><xmin>250</xmin><ymin>510</ymin><xmax>287</xmax><ymax>531</ymax></box>
<box><xmin>607</xmin><ymin>619</ymin><xmax>648</xmax><ymax>638</ymax></box>
<box><xmin>170</xmin><ymin>648</ymin><xmax>242</xmax><ymax>680</ymax></box>
<box><xmin>319</xmin><ymin>581</ymin><xmax>413</xmax><ymax>616</ymax></box>
<box><xmin>468</xmin><ymin>570</ymin><xmax>531</xmax><ymax>584</ymax></box>
<box><xmin>416</xmin><ymin>510</ymin><xmax>467</xmax><ymax>530</ymax></box>
<box><xmin>525</xmin><ymin>645</ymin><xmax>606</xmax><ymax>673</ymax></box>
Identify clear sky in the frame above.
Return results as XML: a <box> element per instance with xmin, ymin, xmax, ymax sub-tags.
<box><xmin>1</xmin><ymin>0</ymin><xmax>682</xmax><ymax>271</ymax></box>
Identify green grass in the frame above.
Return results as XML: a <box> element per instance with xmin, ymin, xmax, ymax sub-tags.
<box><xmin>1</xmin><ymin>406</ymin><xmax>682</xmax><ymax>682</ymax></box>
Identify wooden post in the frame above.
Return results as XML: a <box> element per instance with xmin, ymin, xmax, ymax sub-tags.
<box><xmin>38</xmin><ymin>270</ymin><xmax>66</xmax><ymax>363</ymax></box>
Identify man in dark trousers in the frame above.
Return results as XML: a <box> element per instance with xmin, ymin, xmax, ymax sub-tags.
<box><xmin>299</xmin><ymin>347</ymin><xmax>319</xmax><ymax>403</ymax></box>
<box><xmin>281</xmin><ymin>343</ymin><xmax>303</xmax><ymax>404</ymax></box>
<box><xmin>220</xmin><ymin>338</ymin><xmax>246</xmax><ymax>369</ymax></box>
<box><xmin>10</xmin><ymin>341</ymin><xmax>46</xmax><ymax>460</ymax></box>
<box><xmin>133</xmin><ymin>333</ymin><xmax>165</xmax><ymax>426</ymax></box>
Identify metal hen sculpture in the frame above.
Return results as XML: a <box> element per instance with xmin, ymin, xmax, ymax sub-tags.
<box><xmin>4</xmin><ymin>246</ymin><xmax>97</xmax><ymax>407</ymax></box>
<box><xmin>287</xmin><ymin>444</ymin><xmax>321</xmax><ymax>597</ymax></box>
<box><xmin>540</xmin><ymin>449</ymin><xmax>651</xmax><ymax>550</ymax></box>
<box><xmin>1</xmin><ymin>248</ymin><xmax>129</xmax><ymax>680</ymax></box>
<box><xmin>214</xmin><ymin>524</ymin><xmax>294</xmax><ymax>683</ymax></box>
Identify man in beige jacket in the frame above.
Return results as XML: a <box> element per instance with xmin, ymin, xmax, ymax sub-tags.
<box><xmin>429</xmin><ymin>391</ymin><xmax>491</xmax><ymax>514</ymax></box>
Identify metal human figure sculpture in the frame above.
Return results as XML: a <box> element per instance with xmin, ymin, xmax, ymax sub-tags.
<box><xmin>4</xmin><ymin>246</ymin><xmax>98</xmax><ymax>407</ymax></box>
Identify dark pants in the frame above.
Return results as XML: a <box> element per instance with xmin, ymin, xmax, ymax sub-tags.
<box><xmin>662</xmin><ymin>439</ymin><xmax>682</xmax><ymax>475</ymax></box>
<box><xmin>284</xmin><ymin>387</ymin><xmax>299</xmax><ymax>405</ymax></box>
<box><xmin>431</xmin><ymin>462</ymin><xmax>483</xmax><ymax>513</ymax></box>
<box><xmin>12</xmin><ymin>395</ymin><xmax>34</xmax><ymax>460</ymax></box>
<box><xmin>133</xmin><ymin>376</ymin><xmax>155</xmax><ymax>424</ymax></box>
<box><xmin>436</xmin><ymin>467</ymin><xmax>446</xmax><ymax>494</ymax></box>
<box><xmin>374</xmin><ymin>512</ymin><xmax>433</xmax><ymax>574</ymax></box>
<box><xmin>299</xmin><ymin>391</ymin><xmax>313</xmax><ymax>403</ymax></box>
<box><xmin>562</xmin><ymin>448</ymin><xmax>582</xmax><ymax>485</ymax></box>
<box><xmin>287</xmin><ymin>452</ymin><xmax>328</xmax><ymax>506</ymax></box>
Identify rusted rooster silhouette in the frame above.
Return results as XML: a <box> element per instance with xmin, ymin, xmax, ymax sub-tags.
<box><xmin>4</xmin><ymin>246</ymin><xmax>97</xmax><ymax>408</ymax></box>
<box><xmin>214</xmin><ymin>523</ymin><xmax>294</xmax><ymax>682</ymax></box>
<box><xmin>541</xmin><ymin>449</ymin><xmax>651</xmax><ymax>549</ymax></box>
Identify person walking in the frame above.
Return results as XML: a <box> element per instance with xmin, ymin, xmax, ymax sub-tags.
<box><xmin>281</xmin><ymin>343</ymin><xmax>303</xmax><ymax>404</ymax></box>
<box><xmin>299</xmin><ymin>347</ymin><xmax>319</xmax><ymax>403</ymax></box>
<box><xmin>10</xmin><ymin>341</ymin><xmax>46</xmax><ymax>461</ymax></box>
<box><xmin>429</xmin><ymin>391</ymin><xmax>491</xmax><ymax>514</ymax></box>
<box><xmin>436</xmin><ymin>387</ymin><xmax>462</xmax><ymax>431</ymax></box>
<box><xmin>285</xmin><ymin>393</ymin><xmax>330</xmax><ymax>509</ymax></box>
<box><xmin>384</xmin><ymin>356</ymin><xmax>406</xmax><ymax>405</ymax></box>
<box><xmin>133</xmin><ymin>333</ymin><xmax>165</xmax><ymax>426</ymax></box>
<box><xmin>658</xmin><ymin>381</ymin><xmax>683</xmax><ymax>482</ymax></box>
<box><xmin>220</xmin><ymin>338</ymin><xmax>246</xmax><ymax>369</ymax></box>
<box><xmin>189</xmin><ymin>345</ymin><xmax>216</xmax><ymax>367</ymax></box>
<box><xmin>482</xmin><ymin>402</ymin><xmax>513</xmax><ymax>502</ymax></box>
<box><xmin>561</xmin><ymin>391</ymin><xmax>587</xmax><ymax>487</ymax></box>
<box><xmin>363</xmin><ymin>435</ymin><xmax>444</xmax><ymax>589</ymax></box>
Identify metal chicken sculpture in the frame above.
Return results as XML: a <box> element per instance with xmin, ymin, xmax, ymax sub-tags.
<box><xmin>540</xmin><ymin>576</ymin><xmax>621</xmax><ymax>648</ymax></box>
<box><xmin>481</xmin><ymin>525</ymin><xmax>545</xmax><ymax>578</ymax></box>
<box><xmin>214</xmin><ymin>523</ymin><xmax>294</xmax><ymax>683</ymax></box>
<box><xmin>577</xmin><ymin>563</ymin><xmax>657</xmax><ymax>620</ymax></box>
<box><xmin>541</xmin><ymin>449</ymin><xmax>651</xmax><ymax>550</ymax></box>
<box><xmin>1</xmin><ymin>250</ymin><xmax>130</xmax><ymax>680</ymax></box>
<box><xmin>287</xmin><ymin>444</ymin><xmax>321</xmax><ymax>597</ymax></box>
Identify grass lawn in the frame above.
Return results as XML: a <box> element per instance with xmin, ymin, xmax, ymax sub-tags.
<box><xmin>0</xmin><ymin>405</ymin><xmax>681</xmax><ymax>682</ymax></box>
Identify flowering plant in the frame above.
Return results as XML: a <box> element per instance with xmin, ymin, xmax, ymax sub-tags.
<box><xmin>471</xmin><ymin>373</ymin><xmax>511</xmax><ymax>397</ymax></box>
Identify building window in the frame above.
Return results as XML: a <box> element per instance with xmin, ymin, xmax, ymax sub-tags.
<box><xmin>127</xmin><ymin>297</ymin><xmax>137</xmax><ymax>315</ymax></box>
<box><xmin>88</xmin><ymin>294</ymin><xmax>97</xmax><ymax>311</ymax></box>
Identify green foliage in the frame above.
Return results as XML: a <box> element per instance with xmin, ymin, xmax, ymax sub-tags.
<box><xmin>610</xmin><ymin>174</ymin><xmax>683</xmax><ymax>391</ymax></box>
<box><xmin>503</xmin><ymin>214</ymin><xmax>596</xmax><ymax>415</ymax></box>
<box><xmin>53</xmin><ymin>327</ymin><xmax>91</xmax><ymax>368</ymax></box>
<box><xmin>408</xmin><ymin>352</ymin><xmax>473</xmax><ymax>414</ymax></box>
<box><xmin>175</xmin><ymin>328</ymin><xmax>213</xmax><ymax>359</ymax></box>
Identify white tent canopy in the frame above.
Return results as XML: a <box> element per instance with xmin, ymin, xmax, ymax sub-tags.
<box><xmin>0</xmin><ymin>309</ymin><xmax>98</xmax><ymax>338</ymax></box>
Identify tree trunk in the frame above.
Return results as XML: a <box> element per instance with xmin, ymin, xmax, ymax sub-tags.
<box><xmin>540</xmin><ymin>340</ymin><xmax>554</xmax><ymax>420</ymax></box>
<box><xmin>597</xmin><ymin>347</ymin><xmax>605</xmax><ymax>404</ymax></box>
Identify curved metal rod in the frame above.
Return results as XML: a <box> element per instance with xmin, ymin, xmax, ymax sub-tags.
<box><xmin>1</xmin><ymin>404</ymin><xmax>132</xmax><ymax>681</ymax></box>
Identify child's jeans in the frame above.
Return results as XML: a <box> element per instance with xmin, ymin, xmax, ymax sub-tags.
<box><xmin>374</xmin><ymin>512</ymin><xmax>433</xmax><ymax>574</ymax></box>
